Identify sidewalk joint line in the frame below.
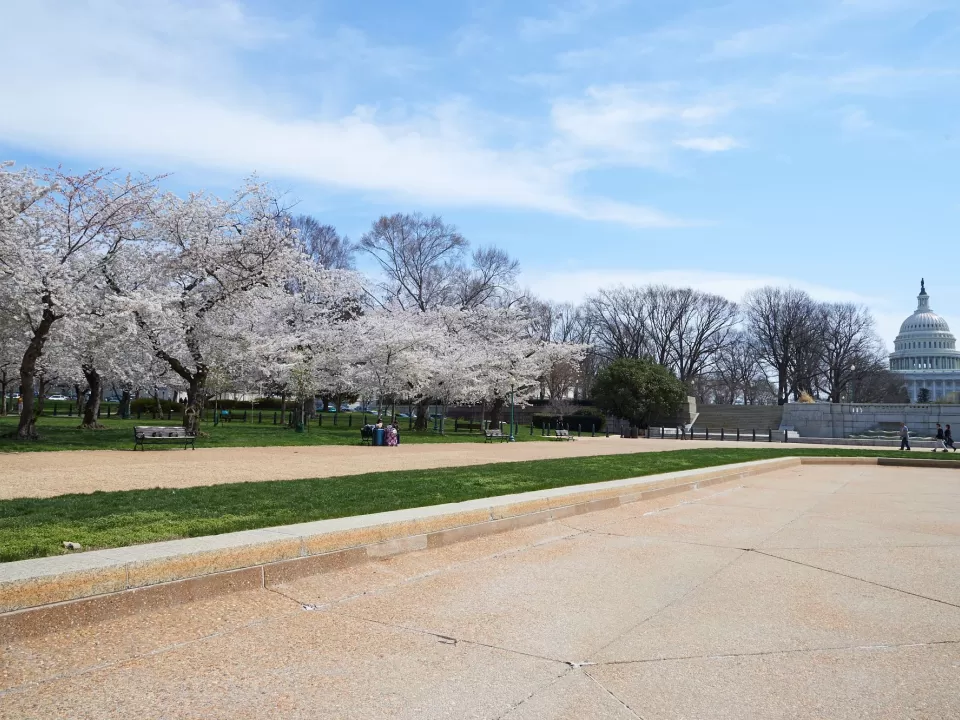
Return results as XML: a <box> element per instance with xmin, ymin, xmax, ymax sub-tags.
<box><xmin>583</xmin><ymin>670</ymin><xmax>647</xmax><ymax>720</ymax></box>
<box><xmin>750</xmin><ymin>548</ymin><xmax>960</xmax><ymax>610</ymax></box>
<box><xmin>595</xmin><ymin>638</ymin><xmax>960</xmax><ymax>667</ymax></box>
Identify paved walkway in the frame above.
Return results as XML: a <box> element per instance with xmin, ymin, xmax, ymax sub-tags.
<box><xmin>4</xmin><ymin>437</ymin><xmax>872</xmax><ymax>499</ymax></box>
<box><xmin>3</xmin><ymin>464</ymin><xmax>958</xmax><ymax>718</ymax></box>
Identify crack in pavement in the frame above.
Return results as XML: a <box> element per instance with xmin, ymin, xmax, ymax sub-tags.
<box><xmin>494</xmin><ymin>666</ymin><xmax>575</xmax><ymax>720</ymax></box>
<box><xmin>584</xmin><ymin>670</ymin><xmax>647</xmax><ymax>719</ymax></box>
<box><xmin>325</xmin><ymin>608</ymin><xmax>571</xmax><ymax>667</ymax></box>
<box><xmin>750</xmin><ymin>548</ymin><xmax>960</xmax><ymax>610</ymax></box>
<box><xmin>591</xmin><ymin>638</ymin><xmax>960</xmax><ymax>667</ymax></box>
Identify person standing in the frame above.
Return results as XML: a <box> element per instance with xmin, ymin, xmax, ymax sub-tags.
<box><xmin>945</xmin><ymin>424</ymin><xmax>956</xmax><ymax>452</ymax></box>
<box><xmin>899</xmin><ymin>422</ymin><xmax>911</xmax><ymax>451</ymax></box>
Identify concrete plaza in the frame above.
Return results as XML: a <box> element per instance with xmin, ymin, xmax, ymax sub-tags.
<box><xmin>2</xmin><ymin>463</ymin><xmax>959</xmax><ymax>718</ymax></box>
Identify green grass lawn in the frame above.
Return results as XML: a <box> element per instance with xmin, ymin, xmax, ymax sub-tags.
<box><xmin>0</xmin><ymin>414</ymin><xmax>552</xmax><ymax>453</ymax></box>
<box><xmin>3</xmin><ymin>447</ymin><xmax>957</xmax><ymax>562</ymax></box>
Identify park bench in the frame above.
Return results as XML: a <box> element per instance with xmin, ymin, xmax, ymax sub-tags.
<box><xmin>133</xmin><ymin>425</ymin><xmax>196</xmax><ymax>451</ymax></box>
<box><xmin>554</xmin><ymin>429</ymin><xmax>575</xmax><ymax>441</ymax></box>
<box><xmin>484</xmin><ymin>429</ymin><xmax>508</xmax><ymax>443</ymax></box>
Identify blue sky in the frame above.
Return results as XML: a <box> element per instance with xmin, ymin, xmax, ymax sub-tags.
<box><xmin>2</xmin><ymin>0</ymin><xmax>959</xmax><ymax>345</ymax></box>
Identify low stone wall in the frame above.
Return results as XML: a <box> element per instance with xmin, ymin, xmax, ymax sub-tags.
<box><xmin>782</xmin><ymin>403</ymin><xmax>960</xmax><ymax>439</ymax></box>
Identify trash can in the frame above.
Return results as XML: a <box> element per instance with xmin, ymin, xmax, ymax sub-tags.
<box><xmin>374</xmin><ymin>428</ymin><xmax>385</xmax><ymax>446</ymax></box>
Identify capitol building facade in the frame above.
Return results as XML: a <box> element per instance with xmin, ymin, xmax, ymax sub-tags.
<box><xmin>888</xmin><ymin>280</ymin><xmax>960</xmax><ymax>402</ymax></box>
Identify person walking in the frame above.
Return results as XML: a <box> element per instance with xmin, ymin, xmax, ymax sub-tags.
<box><xmin>945</xmin><ymin>424</ymin><xmax>956</xmax><ymax>452</ymax></box>
<box><xmin>899</xmin><ymin>422</ymin><xmax>911</xmax><ymax>451</ymax></box>
<box><xmin>934</xmin><ymin>423</ymin><xmax>946</xmax><ymax>452</ymax></box>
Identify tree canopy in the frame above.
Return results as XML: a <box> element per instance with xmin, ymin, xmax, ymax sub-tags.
<box><xmin>591</xmin><ymin>358</ymin><xmax>687</xmax><ymax>428</ymax></box>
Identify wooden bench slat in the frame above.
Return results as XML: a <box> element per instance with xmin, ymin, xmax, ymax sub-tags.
<box><xmin>133</xmin><ymin>426</ymin><xmax>196</xmax><ymax>450</ymax></box>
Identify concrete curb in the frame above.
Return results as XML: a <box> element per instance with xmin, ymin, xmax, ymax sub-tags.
<box><xmin>0</xmin><ymin>456</ymin><xmax>903</xmax><ymax>640</ymax></box>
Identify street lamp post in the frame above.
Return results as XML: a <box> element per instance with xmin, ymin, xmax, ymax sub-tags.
<box><xmin>850</xmin><ymin>364</ymin><xmax>856</xmax><ymax>404</ymax></box>
<box><xmin>509</xmin><ymin>383</ymin><xmax>516</xmax><ymax>442</ymax></box>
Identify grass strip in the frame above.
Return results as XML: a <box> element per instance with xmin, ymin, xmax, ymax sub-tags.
<box><xmin>0</xmin><ymin>415</ymin><xmax>548</xmax><ymax>453</ymax></box>
<box><xmin>2</xmin><ymin>447</ymin><xmax>958</xmax><ymax>563</ymax></box>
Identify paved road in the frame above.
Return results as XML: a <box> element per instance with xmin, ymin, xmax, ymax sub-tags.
<box><xmin>3</xmin><ymin>436</ymin><xmax>875</xmax><ymax>499</ymax></box>
<box><xmin>3</xmin><ymin>464</ymin><xmax>958</xmax><ymax>718</ymax></box>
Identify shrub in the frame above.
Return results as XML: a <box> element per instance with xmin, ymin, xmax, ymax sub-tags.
<box><xmin>531</xmin><ymin>413</ymin><xmax>605</xmax><ymax>431</ymax></box>
<box><xmin>207</xmin><ymin>397</ymin><xmax>286</xmax><ymax>410</ymax></box>
<box><xmin>592</xmin><ymin>358</ymin><xmax>686</xmax><ymax>428</ymax></box>
<box><xmin>130</xmin><ymin>398</ymin><xmax>183</xmax><ymax>414</ymax></box>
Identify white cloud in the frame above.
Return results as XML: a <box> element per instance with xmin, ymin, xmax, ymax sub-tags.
<box><xmin>519</xmin><ymin>0</ymin><xmax>625</xmax><ymax>40</ymax></box>
<box><xmin>711</xmin><ymin>23</ymin><xmax>807</xmax><ymax>59</ymax></box>
<box><xmin>675</xmin><ymin>136</ymin><xmax>740</xmax><ymax>152</ymax></box>
<box><xmin>550</xmin><ymin>85</ymin><xmax>737</xmax><ymax>167</ymax></box>
<box><xmin>0</xmin><ymin>0</ymin><xmax>692</xmax><ymax>229</ymax></box>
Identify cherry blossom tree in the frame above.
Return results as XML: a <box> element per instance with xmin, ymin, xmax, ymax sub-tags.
<box><xmin>0</xmin><ymin>166</ymin><xmax>157</xmax><ymax>438</ymax></box>
<box><xmin>106</xmin><ymin>180</ymin><xmax>310</xmax><ymax>434</ymax></box>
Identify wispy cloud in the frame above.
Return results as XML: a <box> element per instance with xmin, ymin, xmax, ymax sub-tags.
<box><xmin>675</xmin><ymin>136</ymin><xmax>741</xmax><ymax>152</ymax></box>
<box><xmin>0</xmin><ymin>0</ymin><xmax>695</xmax><ymax>229</ymax></box>
<box><xmin>550</xmin><ymin>84</ymin><xmax>739</xmax><ymax>166</ymax></box>
<box><xmin>518</xmin><ymin>0</ymin><xmax>625</xmax><ymax>40</ymax></box>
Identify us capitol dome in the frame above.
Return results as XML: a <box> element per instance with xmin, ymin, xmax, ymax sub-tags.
<box><xmin>889</xmin><ymin>279</ymin><xmax>960</xmax><ymax>402</ymax></box>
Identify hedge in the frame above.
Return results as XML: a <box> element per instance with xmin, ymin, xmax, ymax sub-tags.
<box><xmin>129</xmin><ymin>398</ymin><xmax>184</xmax><ymax>414</ymax></box>
<box><xmin>531</xmin><ymin>412</ymin><xmax>605</xmax><ymax>431</ymax></box>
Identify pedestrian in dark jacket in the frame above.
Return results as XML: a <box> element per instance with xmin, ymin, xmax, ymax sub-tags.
<box><xmin>934</xmin><ymin>423</ymin><xmax>946</xmax><ymax>452</ymax></box>
<box><xmin>945</xmin><ymin>424</ymin><xmax>956</xmax><ymax>452</ymax></box>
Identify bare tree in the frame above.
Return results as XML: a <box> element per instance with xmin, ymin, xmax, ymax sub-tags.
<box><xmin>359</xmin><ymin>213</ymin><xmax>468</xmax><ymax>311</ymax></box>
<box><xmin>453</xmin><ymin>246</ymin><xmax>520</xmax><ymax>309</ymax></box>
<box><xmin>292</xmin><ymin>215</ymin><xmax>357</xmax><ymax>270</ymax></box>
<box><xmin>706</xmin><ymin>332</ymin><xmax>762</xmax><ymax>404</ymax></box>
<box><xmin>853</xmin><ymin>362</ymin><xmax>909</xmax><ymax>403</ymax></box>
<box><xmin>544</xmin><ymin>356</ymin><xmax>580</xmax><ymax>421</ymax></box>
<box><xmin>584</xmin><ymin>286</ymin><xmax>649</xmax><ymax>361</ymax></box>
<box><xmin>744</xmin><ymin>287</ymin><xmax>820</xmax><ymax>406</ymax></box>
<box><xmin>818</xmin><ymin>302</ymin><xmax>881</xmax><ymax>402</ymax></box>
<box><xmin>359</xmin><ymin>212</ymin><xmax>519</xmax><ymax>428</ymax></box>
<box><xmin>668</xmin><ymin>289</ymin><xmax>739</xmax><ymax>384</ymax></box>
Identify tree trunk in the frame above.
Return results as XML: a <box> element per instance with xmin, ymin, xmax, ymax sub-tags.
<box><xmin>79</xmin><ymin>364</ymin><xmax>104</xmax><ymax>429</ymax></box>
<box><xmin>488</xmin><ymin>396</ymin><xmax>505</xmax><ymax>427</ymax></box>
<box><xmin>74</xmin><ymin>384</ymin><xmax>84</xmax><ymax>416</ymax></box>
<box><xmin>182</xmin><ymin>373</ymin><xmax>207</xmax><ymax>435</ymax></box>
<box><xmin>414</xmin><ymin>397</ymin><xmax>430</xmax><ymax>431</ymax></box>
<box><xmin>777</xmin><ymin>369</ymin><xmax>788</xmax><ymax>405</ymax></box>
<box><xmin>0</xmin><ymin>374</ymin><xmax>7</xmax><ymax>417</ymax></box>
<box><xmin>16</xmin><ymin>308</ymin><xmax>58</xmax><ymax>440</ymax></box>
<box><xmin>118</xmin><ymin>389</ymin><xmax>131</xmax><ymax>419</ymax></box>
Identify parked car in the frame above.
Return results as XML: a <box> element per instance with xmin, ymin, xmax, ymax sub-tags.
<box><xmin>105</xmin><ymin>396</ymin><xmax>121</xmax><ymax>403</ymax></box>
<box><xmin>339</xmin><ymin>404</ymin><xmax>352</xmax><ymax>412</ymax></box>
<box><xmin>47</xmin><ymin>394</ymin><xmax>70</xmax><ymax>402</ymax></box>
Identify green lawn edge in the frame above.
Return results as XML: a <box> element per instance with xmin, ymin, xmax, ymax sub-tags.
<box><xmin>0</xmin><ymin>415</ymin><xmax>552</xmax><ymax>453</ymax></box>
<box><xmin>3</xmin><ymin>447</ymin><xmax>957</xmax><ymax>563</ymax></box>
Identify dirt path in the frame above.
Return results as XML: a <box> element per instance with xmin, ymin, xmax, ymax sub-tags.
<box><xmin>5</xmin><ymin>437</ymin><xmax>867</xmax><ymax>499</ymax></box>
